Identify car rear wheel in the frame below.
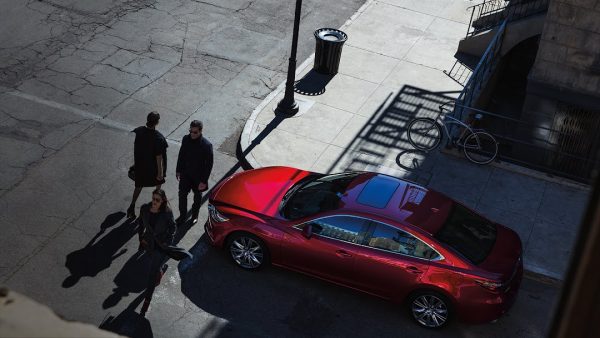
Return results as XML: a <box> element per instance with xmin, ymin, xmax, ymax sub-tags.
<box><xmin>409</xmin><ymin>291</ymin><xmax>451</xmax><ymax>329</ymax></box>
<box><xmin>227</xmin><ymin>233</ymin><xmax>268</xmax><ymax>270</ymax></box>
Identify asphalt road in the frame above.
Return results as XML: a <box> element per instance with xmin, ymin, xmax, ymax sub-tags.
<box><xmin>0</xmin><ymin>0</ymin><xmax>559</xmax><ymax>337</ymax></box>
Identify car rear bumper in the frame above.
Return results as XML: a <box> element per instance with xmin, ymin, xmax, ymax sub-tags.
<box><xmin>458</xmin><ymin>263</ymin><xmax>524</xmax><ymax>323</ymax></box>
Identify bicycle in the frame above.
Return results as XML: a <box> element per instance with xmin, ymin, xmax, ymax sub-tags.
<box><xmin>406</xmin><ymin>103</ymin><xmax>499</xmax><ymax>165</ymax></box>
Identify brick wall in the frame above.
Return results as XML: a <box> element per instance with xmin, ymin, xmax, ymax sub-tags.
<box><xmin>530</xmin><ymin>0</ymin><xmax>600</xmax><ymax>97</ymax></box>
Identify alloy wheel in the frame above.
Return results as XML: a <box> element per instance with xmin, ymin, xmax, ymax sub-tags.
<box><xmin>229</xmin><ymin>235</ymin><xmax>264</xmax><ymax>269</ymax></box>
<box><xmin>411</xmin><ymin>294</ymin><xmax>449</xmax><ymax>328</ymax></box>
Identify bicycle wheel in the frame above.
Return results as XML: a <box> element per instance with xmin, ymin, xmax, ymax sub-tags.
<box><xmin>407</xmin><ymin>118</ymin><xmax>442</xmax><ymax>151</ymax></box>
<box><xmin>463</xmin><ymin>131</ymin><xmax>498</xmax><ymax>164</ymax></box>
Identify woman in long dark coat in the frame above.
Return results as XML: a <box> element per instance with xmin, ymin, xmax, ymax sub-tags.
<box><xmin>138</xmin><ymin>188</ymin><xmax>176</xmax><ymax>316</ymax></box>
<box><xmin>127</xmin><ymin>111</ymin><xmax>168</xmax><ymax>218</ymax></box>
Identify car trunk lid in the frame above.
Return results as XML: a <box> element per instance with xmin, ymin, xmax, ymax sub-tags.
<box><xmin>478</xmin><ymin>224</ymin><xmax>522</xmax><ymax>281</ymax></box>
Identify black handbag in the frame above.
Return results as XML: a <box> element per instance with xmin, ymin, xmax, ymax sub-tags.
<box><xmin>128</xmin><ymin>166</ymin><xmax>135</xmax><ymax>181</ymax></box>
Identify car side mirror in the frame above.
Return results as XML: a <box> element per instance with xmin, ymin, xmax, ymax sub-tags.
<box><xmin>302</xmin><ymin>224</ymin><xmax>313</xmax><ymax>239</ymax></box>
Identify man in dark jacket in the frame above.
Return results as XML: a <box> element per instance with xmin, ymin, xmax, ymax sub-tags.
<box><xmin>176</xmin><ymin>120</ymin><xmax>213</xmax><ymax>225</ymax></box>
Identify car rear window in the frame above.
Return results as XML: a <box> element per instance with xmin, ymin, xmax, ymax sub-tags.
<box><xmin>434</xmin><ymin>204</ymin><xmax>496</xmax><ymax>264</ymax></box>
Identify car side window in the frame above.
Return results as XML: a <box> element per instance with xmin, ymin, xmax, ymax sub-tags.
<box><xmin>367</xmin><ymin>222</ymin><xmax>440</xmax><ymax>260</ymax></box>
<box><xmin>303</xmin><ymin>216</ymin><xmax>368</xmax><ymax>244</ymax></box>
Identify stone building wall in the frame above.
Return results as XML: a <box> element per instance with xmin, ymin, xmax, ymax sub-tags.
<box><xmin>529</xmin><ymin>0</ymin><xmax>600</xmax><ymax>99</ymax></box>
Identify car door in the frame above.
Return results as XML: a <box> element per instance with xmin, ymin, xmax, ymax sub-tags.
<box><xmin>353</xmin><ymin>221</ymin><xmax>440</xmax><ymax>300</ymax></box>
<box><xmin>281</xmin><ymin>215</ymin><xmax>369</xmax><ymax>286</ymax></box>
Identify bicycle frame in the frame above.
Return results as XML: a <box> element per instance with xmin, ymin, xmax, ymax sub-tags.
<box><xmin>435</xmin><ymin>114</ymin><xmax>474</xmax><ymax>146</ymax></box>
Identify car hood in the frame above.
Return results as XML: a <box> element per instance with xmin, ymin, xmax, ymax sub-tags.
<box><xmin>478</xmin><ymin>224</ymin><xmax>522</xmax><ymax>280</ymax></box>
<box><xmin>211</xmin><ymin>166</ymin><xmax>312</xmax><ymax>217</ymax></box>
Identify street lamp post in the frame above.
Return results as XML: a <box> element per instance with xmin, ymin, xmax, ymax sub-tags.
<box><xmin>276</xmin><ymin>0</ymin><xmax>303</xmax><ymax>116</ymax></box>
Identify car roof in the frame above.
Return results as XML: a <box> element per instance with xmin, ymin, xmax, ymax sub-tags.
<box><xmin>340</xmin><ymin>172</ymin><xmax>454</xmax><ymax>235</ymax></box>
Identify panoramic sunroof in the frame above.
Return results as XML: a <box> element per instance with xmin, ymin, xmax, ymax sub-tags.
<box><xmin>356</xmin><ymin>176</ymin><xmax>400</xmax><ymax>208</ymax></box>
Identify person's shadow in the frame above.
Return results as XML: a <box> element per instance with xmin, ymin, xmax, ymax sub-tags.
<box><xmin>102</xmin><ymin>217</ymin><xmax>196</xmax><ymax>309</ymax></box>
<box><xmin>100</xmin><ymin>293</ymin><xmax>153</xmax><ymax>338</ymax></box>
<box><xmin>103</xmin><ymin>250</ymin><xmax>151</xmax><ymax>309</ymax></box>
<box><xmin>62</xmin><ymin>212</ymin><xmax>138</xmax><ymax>288</ymax></box>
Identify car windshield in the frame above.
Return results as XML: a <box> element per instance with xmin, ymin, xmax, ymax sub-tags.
<box><xmin>281</xmin><ymin>172</ymin><xmax>360</xmax><ymax>219</ymax></box>
<box><xmin>434</xmin><ymin>203</ymin><xmax>497</xmax><ymax>264</ymax></box>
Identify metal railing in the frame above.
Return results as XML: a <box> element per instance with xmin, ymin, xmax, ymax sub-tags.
<box><xmin>466</xmin><ymin>0</ymin><xmax>550</xmax><ymax>37</ymax></box>
<box><xmin>454</xmin><ymin>20</ymin><xmax>506</xmax><ymax>121</ymax></box>
<box><xmin>442</xmin><ymin>103</ymin><xmax>600</xmax><ymax>183</ymax></box>
<box><xmin>443</xmin><ymin>1</ymin><xmax>598</xmax><ymax>182</ymax></box>
<box><xmin>443</xmin><ymin>60</ymin><xmax>473</xmax><ymax>87</ymax></box>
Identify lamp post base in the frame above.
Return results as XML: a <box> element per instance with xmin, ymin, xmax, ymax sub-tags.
<box><xmin>275</xmin><ymin>98</ymin><xmax>299</xmax><ymax>116</ymax></box>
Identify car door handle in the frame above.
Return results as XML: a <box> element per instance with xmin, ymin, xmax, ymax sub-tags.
<box><xmin>335</xmin><ymin>250</ymin><xmax>352</xmax><ymax>258</ymax></box>
<box><xmin>406</xmin><ymin>266</ymin><xmax>423</xmax><ymax>274</ymax></box>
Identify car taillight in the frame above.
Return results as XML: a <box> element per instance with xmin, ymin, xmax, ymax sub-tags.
<box><xmin>208</xmin><ymin>204</ymin><xmax>229</xmax><ymax>222</ymax></box>
<box><xmin>475</xmin><ymin>279</ymin><xmax>504</xmax><ymax>292</ymax></box>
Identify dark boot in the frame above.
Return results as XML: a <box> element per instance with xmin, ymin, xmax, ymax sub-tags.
<box><xmin>126</xmin><ymin>204</ymin><xmax>136</xmax><ymax>219</ymax></box>
<box><xmin>175</xmin><ymin>214</ymin><xmax>187</xmax><ymax>225</ymax></box>
<box><xmin>140</xmin><ymin>299</ymin><xmax>150</xmax><ymax>317</ymax></box>
<box><xmin>191</xmin><ymin>210</ymin><xmax>199</xmax><ymax>225</ymax></box>
<box><xmin>191</xmin><ymin>191</ymin><xmax>201</xmax><ymax>225</ymax></box>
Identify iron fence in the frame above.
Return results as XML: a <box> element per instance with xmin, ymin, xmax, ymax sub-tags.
<box><xmin>466</xmin><ymin>0</ymin><xmax>550</xmax><ymax>37</ymax></box>
<box><xmin>442</xmin><ymin>103</ymin><xmax>600</xmax><ymax>183</ymax></box>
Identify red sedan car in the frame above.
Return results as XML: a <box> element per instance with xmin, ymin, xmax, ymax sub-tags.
<box><xmin>206</xmin><ymin>166</ymin><xmax>523</xmax><ymax>328</ymax></box>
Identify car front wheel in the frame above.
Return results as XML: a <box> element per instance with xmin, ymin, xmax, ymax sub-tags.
<box><xmin>409</xmin><ymin>291</ymin><xmax>451</xmax><ymax>329</ymax></box>
<box><xmin>227</xmin><ymin>233</ymin><xmax>268</xmax><ymax>270</ymax></box>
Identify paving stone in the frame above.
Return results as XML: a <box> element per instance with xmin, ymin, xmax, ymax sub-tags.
<box><xmin>525</xmin><ymin>218</ymin><xmax>580</xmax><ymax>279</ymax></box>
<box><xmin>343</xmin><ymin>2</ymin><xmax>434</xmax><ymax>59</ymax></box>
<box><xmin>478</xmin><ymin>169</ymin><xmax>547</xmax><ymax>216</ymax></box>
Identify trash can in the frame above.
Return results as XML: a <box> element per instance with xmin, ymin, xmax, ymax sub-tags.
<box><xmin>313</xmin><ymin>28</ymin><xmax>347</xmax><ymax>75</ymax></box>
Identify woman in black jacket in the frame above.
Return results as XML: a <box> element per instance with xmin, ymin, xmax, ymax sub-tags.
<box><xmin>138</xmin><ymin>188</ymin><xmax>176</xmax><ymax>316</ymax></box>
<box><xmin>127</xmin><ymin>112</ymin><xmax>168</xmax><ymax>219</ymax></box>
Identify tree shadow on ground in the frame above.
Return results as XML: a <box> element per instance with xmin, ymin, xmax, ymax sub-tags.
<box><xmin>62</xmin><ymin>212</ymin><xmax>137</xmax><ymax>288</ymax></box>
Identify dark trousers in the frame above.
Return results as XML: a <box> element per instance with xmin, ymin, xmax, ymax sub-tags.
<box><xmin>178</xmin><ymin>175</ymin><xmax>202</xmax><ymax>218</ymax></box>
<box><xmin>141</xmin><ymin>249</ymin><xmax>167</xmax><ymax>314</ymax></box>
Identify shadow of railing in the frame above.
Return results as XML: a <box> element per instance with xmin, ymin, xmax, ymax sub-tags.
<box><xmin>327</xmin><ymin>85</ymin><xmax>459</xmax><ymax>186</ymax></box>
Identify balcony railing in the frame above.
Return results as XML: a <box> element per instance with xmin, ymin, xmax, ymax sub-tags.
<box><xmin>454</xmin><ymin>20</ymin><xmax>507</xmax><ymax>121</ymax></box>
<box><xmin>443</xmin><ymin>60</ymin><xmax>473</xmax><ymax>87</ymax></box>
<box><xmin>466</xmin><ymin>0</ymin><xmax>549</xmax><ymax>37</ymax></box>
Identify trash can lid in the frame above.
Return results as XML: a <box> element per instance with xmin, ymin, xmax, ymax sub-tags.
<box><xmin>314</xmin><ymin>28</ymin><xmax>347</xmax><ymax>42</ymax></box>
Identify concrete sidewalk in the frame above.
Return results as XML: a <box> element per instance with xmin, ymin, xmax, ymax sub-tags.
<box><xmin>240</xmin><ymin>0</ymin><xmax>590</xmax><ymax>280</ymax></box>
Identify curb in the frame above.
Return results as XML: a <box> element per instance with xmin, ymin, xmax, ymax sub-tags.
<box><xmin>238</xmin><ymin>0</ymin><xmax>376</xmax><ymax>170</ymax></box>
<box><xmin>524</xmin><ymin>269</ymin><xmax>562</xmax><ymax>287</ymax></box>
<box><xmin>239</xmin><ymin>55</ymin><xmax>315</xmax><ymax>170</ymax></box>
